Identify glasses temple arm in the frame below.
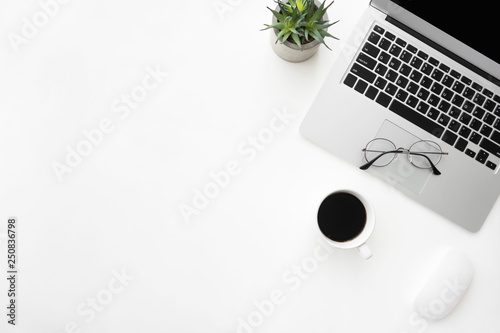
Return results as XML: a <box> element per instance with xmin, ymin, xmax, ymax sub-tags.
<box><xmin>408</xmin><ymin>152</ymin><xmax>442</xmax><ymax>175</ymax></box>
<box><xmin>359</xmin><ymin>150</ymin><xmax>401</xmax><ymax>170</ymax></box>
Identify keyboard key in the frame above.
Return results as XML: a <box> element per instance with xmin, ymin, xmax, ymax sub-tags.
<box><xmin>376</xmin><ymin>92</ymin><xmax>392</xmax><ymax>107</ymax></box>
<box><xmin>439</xmin><ymin>63</ymin><xmax>450</xmax><ymax>73</ymax></box>
<box><xmin>399</xmin><ymin>64</ymin><xmax>412</xmax><ymax>76</ymax></box>
<box><xmin>463</xmin><ymin>87</ymin><xmax>475</xmax><ymax>100</ymax></box>
<box><xmin>442</xmin><ymin>75</ymin><xmax>454</xmax><ymax>88</ymax></box>
<box><xmin>351</xmin><ymin>63</ymin><xmax>376</xmax><ymax>83</ymax></box>
<box><xmin>355</xmin><ymin>80</ymin><xmax>368</xmax><ymax>94</ymax></box>
<box><xmin>442</xmin><ymin>130</ymin><xmax>458</xmax><ymax>146</ymax></box>
<box><xmin>438</xmin><ymin>114</ymin><xmax>451</xmax><ymax>127</ymax></box>
<box><xmin>472</xmin><ymin>107</ymin><xmax>485</xmax><ymax>119</ymax></box>
<box><xmin>420</xmin><ymin>76</ymin><xmax>432</xmax><ymax>89</ymax></box>
<box><xmin>407</xmin><ymin>82</ymin><xmax>419</xmax><ymax>95</ymax></box>
<box><xmin>470</xmin><ymin>118</ymin><xmax>482</xmax><ymax>131</ymax></box>
<box><xmin>428</xmin><ymin>94</ymin><xmax>440</xmax><ymax>107</ymax></box>
<box><xmin>386</xmin><ymin>69</ymin><xmax>398</xmax><ymax>82</ymax></box>
<box><xmin>389</xmin><ymin>58</ymin><xmax>402</xmax><ymax>71</ymax></box>
<box><xmin>483</xmin><ymin>89</ymin><xmax>494</xmax><ymax>98</ymax></box>
<box><xmin>470</xmin><ymin>132</ymin><xmax>481</xmax><ymax>144</ymax></box>
<box><xmin>450</xmin><ymin>69</ymin><xmax>461</xmax><ymax>80</ymax></box>
<box><xmin>421</xmin><ymin>62</ymin><xmax>433</xmax><ymax>75</ymax></box>
<box><xmin>448</xmin><ymin>120</ymin><xmax>461</xmax><ymax>132</ymax></box>
<box><xmin>455</xmin><ymin>138</ymin><xmax>468</xmax><ymax>152</ymax></box>
<box><xmin>374</xmin><ymin>25</ymin><xmax>385</xmax><ymax>34</ymax></box>
<box><xmin>375</xmin><ymin>63</ymin><xmax>388</xmax><ymax>76</ymax></box>
<box><xmin>484</xmin><ymin>113</ymin><xmax>496</xmax><ymax>125</ymax></box>
<box><xmin>465</xmin><ymin>149</ymin><xmax>476</xmax><ymax>158</ymax></box>
<box><xmin>362</xmin><ymin>42</ymin><xmax>380</xmax><ymax>58</ymax></box>
<box><xmin>475</xmin><ymin>150</ymin><xmax>489</xmax><ymax>164</ymax></box>
<box><xmin>385</xmin><ymin>31</ymin><xmax>396</xmax><ymax>41</ymax></box>
<box><xmin>449</xmin><ymin>107</ymin><xmax>461</xmax><ymax>119</ymax></box>
<box><xmin>427</xmin><ymin>108</ymin><xmax>439</xmax><ymax>120</ymax></box>
<box><xmin>428</xmin><ymin>57</ymin><xmax>439</xmax><ymax>66</ymax></box>
<box><xmin>417</xmin><ymin>50</ymin><xmax>428</xmax><ymax>60</ymax></box>
<box><xmin>417</xmin><ymin>88</ymin><xmax>430</xmax><ymax>100</ymax></box>
<box><xmin>389</xmin><ymin>100</ymin><xmax>445</xmax><ymax>138</ymax></box>
<box><xmin>459</xmin><ymin>126</ymin><xmax>472</xmax><ymax>138</ymax></box>
<box><xmin>368</xmin><ymin>31</ymin><xmax>381</xmax><ymax>44</ymax></box>
<box><xmin>416</xmin><ymin>101</ymin><xmax>429</xmax><ymax>114</ymax></box>
<box><xmin>396</xmin><ymin>89</ymin><xmax>409</xmax><ymax>102</ymax></box>
<box><xmin>389</xmin><ymin>44</ymin><xmax>402</xmax><ymax>57</ymax></box>
<box><xmin>410</xmin><ymin>70</ymin><xmax>423</xmax><ymax>83</ymax></box>
<box><xmin>473</xmin><ymin>93</ymin><xmax>486</xmax><ymax>106</ymax></box>
<box><xmin>438</xmin><ymin>100</ymin><xmax>451</xmax><ymax>112</ymax></box>
<box><xmin>420</xmin><ymin>62</ymin><xmax>434</xmax><ymax>75</ymax></box>
<box><xmin>395</xmin><ymin>37</ymin><xmax>407</xmax><ymax>47</ymax></box>
<box><xmin>400</xmin><ymin>51</ymin><xmax>412</xmax><ymax>63</ymax></box>
<box><xmin>406</xmin><ymin>95</ymin><xmax>419</xmax><ymax>108</ymax></box>
<box><xmin>431</xmin><ymin>69</ymin><xmax>444</xmax><ymax>81</ymax></box>
<box><xmin>472</xmin><ymin>82</ymin><xmax>483</xmax><ymax>91</ymax></box>
<box><xmin>484</xmin><ymin>99</ymin><xmax>496</xmax><ymax>112</ymax></box>
<box><xmin>378</xmin><ymin>52</ymin><xmax>391</xmax><ymax>64</ymax></box>
<box><xmin>461</xmin><ymin>76</ymin><xmax>472</xmax><ymax>85</ymax></box>
<box><xmin>385</xmin><ymin>83</ymin><xmax>398</xmax><ymax>96</ymax></box>
<box><xmin>492</xmin><ymin>130</ymin><xmax>500</xmax><ymax>145</ymax></box>
<box><xmin>441</xmin><ymin>88</ymin><xmax>454</xmax><ymax>101</ymax></box>
<box><xmin>479</xmin><ymin>137</ymin><xmax>500</xmax><ymax>158</ymax></box>
<box><xmin>494</xmin><ymin>119</ymin><xmax>500</xmax><ymax>130</ymax></box>
<box><xmin>375</xmin><ymin>77</ymin><xmax>387</xmax><ymax>89</ymax></box>
<box><xmin>431</xmin><ymin>82</ymin><xmax>444</xmax><ymax>95</ymax></box>
<box><xmin>451</xmin><ymin>95</ymin><xmax>464</xmax><ymax>107</ymax></box>
<box><xmin>396</xmin><ymin>76</ymin><xmax>409</xmax><ymax>89</ymax></box>
<box><xmin>410</xmin><ymin>57</ymin><xmax>423</xmax><ymax>69</ymax></box>
<box><xmin>486</xmin><ymin>161</ymin><xmax>497</xmax><ymax>170</ymax></box>
<box><xmin>407</xmin><ymin>44</ymin><xmax>418</xmax><ymax>53</ymax></box>
<box><xmin>344</xmin><ymin>73</ymin><xmax>357</xmax><ymax>87</ymax></box>
<box><xmin>462</xmin><ymin>101</ymin><xmax>474</xmax><ymax>113</ymax></box>
<box><xmin>365</xmin><ymin>86</ymin><xmax>379</xmax><ymax>100</ymax></box>
<box><xmin>459</xmin><ymin>113</ymin><xmax>472</xmax><ymax>125</ymax></box>
<box><xmin>357</xmin><ymin>52</ymin><xmax>377</xmax><ymax>69</ymax></box>
<box><xmin>379</xmin><ymin>38</ymin><xmax>391</xmax><ymax>51</ymax></box>
<box><xmin>452</xmin><ymin>81</ymin><xmax>465</xmax><ymax>94</ymax></box>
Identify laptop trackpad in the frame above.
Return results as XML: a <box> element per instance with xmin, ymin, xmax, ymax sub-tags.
<box><xmin>365</xmin><ymin>120</ymin><xmax>433</xmax><ymax>194</ymax></box>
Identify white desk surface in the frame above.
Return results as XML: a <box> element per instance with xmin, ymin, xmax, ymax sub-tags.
<box><xmin>1</xmin><ymin>0</ymin><xmax>499</xmax><ymax>332</ymax></box>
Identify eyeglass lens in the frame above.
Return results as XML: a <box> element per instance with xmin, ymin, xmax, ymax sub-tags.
<box><xmin>364</xmin><ymin>138</ymin><xmax>396</xmax><ymax>167</ymax></box>
<box><xmin>408</xmin><ymin>140</ymin><xmax>443</xmax><ymax>169</ymax></box>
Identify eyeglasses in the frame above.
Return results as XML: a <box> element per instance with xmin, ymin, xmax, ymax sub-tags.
<box><xmin>360</xmin><ymin>138</ymin><xmax>448</xmax><ymax>175</ymax></box>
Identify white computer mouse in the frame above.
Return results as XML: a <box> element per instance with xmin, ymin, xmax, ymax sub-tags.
<box><xmin>414</xmin><ymin>249</ymin><xmax>474</xmax><ymax>321</ymax></box>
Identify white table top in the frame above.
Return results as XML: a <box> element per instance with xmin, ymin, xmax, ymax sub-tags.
<box><xmin>1</xmin><ymin>0</ymin><xmax>499</xmax><ymax>332</ymax></box>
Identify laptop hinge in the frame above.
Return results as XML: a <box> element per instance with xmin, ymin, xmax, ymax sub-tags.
<box><xmin>386</xmin><ymin>16</ymin><xmax>500</xmax><ymax>88</ymax></box>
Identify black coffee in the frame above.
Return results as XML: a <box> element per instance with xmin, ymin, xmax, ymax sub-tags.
<box><xmin>317</xmin><ymin>192</ymin><xmax>367</xmax><ymax>242</ymax></box>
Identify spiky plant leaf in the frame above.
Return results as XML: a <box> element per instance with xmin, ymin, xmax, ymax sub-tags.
<box><xmin>264</xmin><ymin>0</ymin><xmax>338</xmax><ymax>49</ymax></box>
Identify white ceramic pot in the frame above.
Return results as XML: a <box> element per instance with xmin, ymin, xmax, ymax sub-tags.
<box><xmin>269</xmin><ymin>0</ymin><xmax>329</xmax><ymax>63</ymax></box>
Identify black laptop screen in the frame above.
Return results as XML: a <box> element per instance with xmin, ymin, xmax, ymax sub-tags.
<box><xmin>391</xmin><ymin>0</ymin><xmax>500</xmax><ymax>64</ymax></box>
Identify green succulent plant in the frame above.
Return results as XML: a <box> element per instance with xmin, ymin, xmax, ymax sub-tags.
<box><xmin>262</xmin><ymin>0</ymin><xmax>338</xmax><ymax>50</ymax></box>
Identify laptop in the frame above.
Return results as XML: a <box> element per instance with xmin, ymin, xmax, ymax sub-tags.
<box><xmin>300</xmin><ymin>0</ymin><xmax>500</xmax><ymax>232</ymax></box>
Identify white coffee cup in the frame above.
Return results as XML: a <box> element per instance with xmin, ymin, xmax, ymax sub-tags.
<box><xmin>317</xmin><ymin>190</ymin><xmax>375</xmax><ymax>259</ymax></box>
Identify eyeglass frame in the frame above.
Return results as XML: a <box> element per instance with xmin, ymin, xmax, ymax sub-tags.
<box><xmin>359</xmin><ymin>138</ymin><xmax>449</xmax><ymax>175</ymax></box>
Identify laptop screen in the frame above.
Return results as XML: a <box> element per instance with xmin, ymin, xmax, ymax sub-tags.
<box><xmin>392</xmin><ymin>0</ymin><xmax>500</xmax><ymax>65</ymax></box>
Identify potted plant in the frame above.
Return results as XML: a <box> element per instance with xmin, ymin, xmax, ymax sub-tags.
<box><xmin>262</xmin><ymin>0</ymin><xmax>338</xmax><ymax>63</ymax></box>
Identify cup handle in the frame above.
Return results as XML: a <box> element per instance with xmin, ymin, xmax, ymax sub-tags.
<box><xmin>357</xmin><ymin>243</ymin><xmax>372</xmax><ymax>259</ymax></box>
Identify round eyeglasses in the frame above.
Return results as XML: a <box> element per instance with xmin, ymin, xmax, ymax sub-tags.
<box><xmin>360</xmin><ymin>138</ymin><xmax>449</xmax><ymax>175</ymax></box>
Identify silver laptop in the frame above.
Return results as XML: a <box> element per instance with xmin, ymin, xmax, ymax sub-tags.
<box><xmin>300</xmin><ymin>0</ymin><xmax>500</xmax><ymax>232</ymax></box>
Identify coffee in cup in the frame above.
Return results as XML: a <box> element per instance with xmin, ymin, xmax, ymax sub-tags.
<box><xmin>317</xmin><ymin>190</ymin><xmax>375</xmax><ymax>259</ymax></box>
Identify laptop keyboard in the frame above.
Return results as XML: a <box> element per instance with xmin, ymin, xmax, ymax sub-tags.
<box><xmin>344</xmin><ymin>24</ymin><xmax>500</xmax><ymax>171</ymax></box>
